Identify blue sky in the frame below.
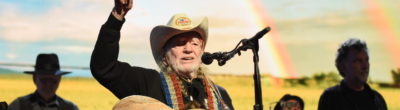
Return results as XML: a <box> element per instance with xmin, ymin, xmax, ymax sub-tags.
<box><xmin>1</xmin><ymin>0</ymin><xmax>57</xmax><ymax>13</ymax></box>
<box><xmin>0</xmin><ymin>0</ymin><xmax>399</xmax><ymax>82</ymax></box>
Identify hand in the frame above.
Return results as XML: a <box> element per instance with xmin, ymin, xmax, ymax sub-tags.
<box><xmin>112</xmin><ymin>0</ymin><xmax>133</xmax><ymax>21</ymax></box>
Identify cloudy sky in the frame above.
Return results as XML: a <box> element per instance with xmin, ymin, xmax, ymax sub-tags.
<box><xmin>0</xmin><ymin>0</ymin><xmax>399</xmax><ymax>82</ymax></box>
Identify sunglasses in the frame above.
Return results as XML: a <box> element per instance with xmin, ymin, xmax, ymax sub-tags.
<box><xmin>280</xmin><ymin>101</ymin><xmax>299</xmax><ymax>108</ymax></box>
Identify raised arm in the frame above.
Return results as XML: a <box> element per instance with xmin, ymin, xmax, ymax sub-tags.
<box><xmin>90</xmin><ymin>0</ymin><xmax>164</xmax><ymax>100</ymax></box>
<box><xmin>90</xmin><ymin>0</ymin><xmax>135</xmax><ymax>97</ymax></box>
<box><xmin>90</xmin><ymin>0</ymin><xmax>133</xmax><ymax>85</ymax></box>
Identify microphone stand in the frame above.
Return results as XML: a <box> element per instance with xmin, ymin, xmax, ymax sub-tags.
<box><xmin>208</xmin><ymin>27</ymin><xmax>269</xmax><ymax>110</ymax></box>
<box><xmin>218</xmin><ymin>29</ymin><xmax>266</xmax><ymax>110</ymax></box>
<box><xmin>250</xmin><ymin>40</ymin><xmax>263</xmax><ymax>110</ymax></box>
<box><xmin>240</xmin><ymin>38</ymin><xmax>263</xmax><ymax>110</ymax></box>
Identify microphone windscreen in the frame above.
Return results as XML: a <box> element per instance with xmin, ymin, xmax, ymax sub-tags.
<box><xmin>252</xmin><ymin>27</ymin><xmax>271</xmax><ymax>41</ymax></box>
<box><xmin>201</xmin><ymin>52</ymin><xmax>213</xmax><ymax>65</ymax></box>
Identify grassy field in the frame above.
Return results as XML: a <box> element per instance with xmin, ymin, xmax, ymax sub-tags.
<box><xmin>1</xmin><ymin>74</ymin><xmax>399</xmax><ymax>110</ymax></box>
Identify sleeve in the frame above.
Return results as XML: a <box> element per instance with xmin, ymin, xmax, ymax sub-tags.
<box><xmin>216</xmin><ymin>85</ymin><xmax>234</xmax><ymax>110</ymax></box>
<box><xmin>90</xmin><ymin>13</ymin><xmax>125</xmax><ymax>83</ymax></box>
<box><xmin>90</xmin><ymin>13</ymin><xmax>161</xmax><ymax>99</ymax></box>
<box><xmin>90</xmin><ymin>13</ymin><xmax>125</xmax><ymax>82</ymax></box>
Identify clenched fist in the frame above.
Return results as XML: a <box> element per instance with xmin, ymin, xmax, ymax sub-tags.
<box><xmin>112</xmin><ymin>0</ymin><xmax>133</xmax><ymax>21</ymax></box>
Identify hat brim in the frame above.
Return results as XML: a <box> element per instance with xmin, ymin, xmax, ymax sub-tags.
<box><xmin>24</xmin><ymin>70</ymin><xmax>71</xmax><ymax>76</ymax></box>
<box><xmin>150</xmin><ymin>17</ymin><xmax>208</xmax><ymax>66</ymax></box>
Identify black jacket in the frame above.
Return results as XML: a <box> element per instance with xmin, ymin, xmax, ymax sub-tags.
<box><xmin>8</xmin><ymin>91</ymin><xmax>78</xmax><ymax>110</ymax></box>
<box><xmin>90</xmin><ymin>14</ymin><xmax>233</xmax><ymax>109</ymax></box>
<box><xmin>318</xmin><ymin>80</ymin><xmax>387</xmax><ymax>110</ymax></box>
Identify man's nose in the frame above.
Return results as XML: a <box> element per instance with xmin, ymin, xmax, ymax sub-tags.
<box><xmin>183</xmin><ymin>43</ymin><xmax>193</xmax><ymax>53</ymax></box>
<box><xmin>362</xmin><ymin>60</ymin><xmax>369</xmax><ymax>70</ymax></box>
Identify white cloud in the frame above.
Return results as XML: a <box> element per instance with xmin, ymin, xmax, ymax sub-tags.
<box><xmin>0</xmin><ymin>0</ymin><xmax>251</xmax><ymax>43</ymax></box>
<box><xmin>0</xmin><ymin>0</ymin><xmax>261</xmax><ymax>75</ymax></box>
<box><xmin>44</xmin><ymin>45</ymin><xmax>93</xmax><ymax>54</ymax></box>
<box><xmin>0</xmin><ymin>0</ymin><xmax>129</xmax><ymax>42</ymax></box>
<box><xmin>5</xmin><ymin>53</ymin><xmax>17</xmax><ymax>60</ymax></box>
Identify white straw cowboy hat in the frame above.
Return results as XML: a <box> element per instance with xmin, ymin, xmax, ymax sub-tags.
<box><xmin>150</xmin><ymin>13</ymin><xmax>208</xmax><ymax>65</ymax></box>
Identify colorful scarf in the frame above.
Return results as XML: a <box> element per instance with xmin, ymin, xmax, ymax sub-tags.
<box><xmin>160</xmin><ymin>72</ymin><xmax>223</xmax><ymax>110</ymax></box>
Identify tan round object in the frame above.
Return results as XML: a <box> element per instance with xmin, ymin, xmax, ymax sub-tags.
<box><xmin>113</xmin><ymin>95</ymin><xmax>172</xmax><ymax>110</ymax></box>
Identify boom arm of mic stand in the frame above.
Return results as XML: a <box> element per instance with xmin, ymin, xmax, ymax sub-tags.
<box><xmin>216</xmin><ymin>39</ymin><xmax>249</xmax><ymax>66</ymax></box>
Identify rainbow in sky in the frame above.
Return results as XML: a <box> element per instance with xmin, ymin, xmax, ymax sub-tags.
<box><xmin>362</xmin><ymin>0</ymin><xmax>400</xmax><ymax>67</ymax></box>
<box><xmin>242</xmin><ymin>0</ymin><xmax>400</xmax><ymax>79</ymax></box>
<box><xmin>244</xmin><ymin>0</ymin><xmax>298</xmax><ymax>79</ymax></box>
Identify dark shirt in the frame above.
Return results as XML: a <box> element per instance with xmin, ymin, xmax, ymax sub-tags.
<box><xmin>90</xmin><ymin>13</ymin><xmax>234</xmax><ymax>109</ymax></box>
<box><xmin>8</xmin><ymin>91</ymin><xmax>78</xmax><ymax>110</ymax></box>
<box><xmin>318</xmin><ymin>80</ymin><xmax>387</xmax><ymax>110</ymax></box>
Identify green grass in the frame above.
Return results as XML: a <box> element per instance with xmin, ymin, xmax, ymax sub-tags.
<box><xmin>1</xmin><ymin>74</ymin><xmax>399</xmax><ymax>110</ymax></box>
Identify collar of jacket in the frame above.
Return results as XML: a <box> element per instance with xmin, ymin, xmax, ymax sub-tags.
<box><xmin>28</xmin><ymin>91</ymin><xmax>60</xmax><ymax>107</ymax></box>
<box><xmin>339</xmin><ymin>80</ymin><xmax>372</xmax><ymax>93</ymax></box>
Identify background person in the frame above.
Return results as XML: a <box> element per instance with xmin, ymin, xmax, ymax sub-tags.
<box><xmin>318</xmin><ymin>38</ymin><xmax>387</xmax><ymax>110</ymax></box>
<box><xmin>8</xmin><ymin>53</ymin><xmax>78</xmax><ymax>110</ymax></box>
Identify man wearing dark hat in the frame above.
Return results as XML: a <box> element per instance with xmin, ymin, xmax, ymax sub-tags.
<box><xmin>90</xmin><ymin>0</ymin><xmax>233</xmax><ymax>109</ymax></box>
<box><xmin>8</xmin><ymin>53</ymin><xmax>78</xmax><ymax>110</ymax></box>
<box><xmin>318</xmin><ymin>38</ymin><xmax>387</xmax><ymax>110</ymax></box>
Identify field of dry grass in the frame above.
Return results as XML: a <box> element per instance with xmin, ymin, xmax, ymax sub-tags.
<box><xmin>1</xmin><ymin>74</ymin><xmax>399</xmax><ymax>110</ymax></box>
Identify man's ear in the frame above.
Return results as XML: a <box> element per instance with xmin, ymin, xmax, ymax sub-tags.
<box><xmin>338</xmin><ymin>62</ymin><xmax>347</xmax><ymax>76</ymax></box>
<box><xmin>57</xmin><ymin>75</ymin><xmax>62</xmax><ymax>81</ymax></box>
<box><xmin>33</xmin><ymin>75</ymin><xmax>38</xmax><ymax>85</ymax></box>
<box><xmin>162</xmin><ymin>57</ymin><xmax>168</xmax><ymax>66</ymax></box>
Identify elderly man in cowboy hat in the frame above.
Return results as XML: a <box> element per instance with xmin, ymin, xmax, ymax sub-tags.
<box><xmin>90</xmin><ymin>0</ymin><xmax>234</xmax><ymax>109</ymax></box>
<box><xmin>8</xmin><ymin>53</ymin><xmax>78</xmax><ymax>110</ymax></box>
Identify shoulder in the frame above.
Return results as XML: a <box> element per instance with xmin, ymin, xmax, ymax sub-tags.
<box><xmin>319</xmin><ymin>84</ymin><xmax>343</xmax><ymax>104</ymax></box>
<box><xmin>215</xmin><ymin>84</ymin><xmax>230</xmax><ymax>99</ymax></box>
<box><xmin>12</xmin><ymin>94</ymin><xmax>33</xmax><ymax>103</ymax></box>
<box><xmin>8</xmin><ymin>94</ymin><xmax>33</xmax><ymax>110</ymax></box>
<box><xmin>364</xmin><ymin>83</ymin><xmax>386</xmax><ymax>103</ymax></box>
<box><xmin>370</xmin><ymin>88</ymin><xmax>387</xmax><ymax>106</ymax></box>
<box><xmin>362</xmin><ymin>86</ymin><xmax>387</xmax><ymax>110</ymax></box>
<box><xmin>215</xmin><ymin>84</ymin><xmax>227</xmax><ymax>92</ymax></box>
<box><xmin>321</xmin><ymin>84</ymin><xmax>341</xmax><ymax>97</ymax></box>
<box><xmin>57</xmin><ymin>97</ymin><xmax>79</xmax><ymax>110</ymax></box>
<box><xmin>318</xmin><ymin>84</ymin><xmax>342</xmax><ymax>110</ymax></box>
<box><xmin>370</xmin><ymin>89</ymin><xmax>384</xmax><ymax>98</ymax></box>
<box><xmin>214</xmin><ymin>84</ymin><xmax>234</xmax><ymax>110</ymax></box>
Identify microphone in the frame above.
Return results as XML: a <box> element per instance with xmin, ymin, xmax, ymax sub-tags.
<box><xmin>202</xmin><ymin>51</ymin><xmax>233</xmax><ymax>66</ymax></box>
<box><xmin>202</xmin><ymin>27</ymin><xmax>270</xmax><ymax>66</ymax></box>
<box><xmin>201</xmin><ymin>52</ymin><xmax>221</xmax><ymax>65</ymax></box>
<box><xmin>246</xmin><ymin>27</ymin><xmax>270</xmax><ymax>44</ymax></box>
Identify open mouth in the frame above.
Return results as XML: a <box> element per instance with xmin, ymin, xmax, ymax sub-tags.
<box><xmin>181</xmin><ymin>57</ymin><xmax>194</xmax><ymax>61</ymax></box>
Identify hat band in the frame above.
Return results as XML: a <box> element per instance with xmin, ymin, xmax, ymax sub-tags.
<box><xmin>35</xmin><ymin>64</ymin><xmax>60</xmax><ymax>71</ymax></box>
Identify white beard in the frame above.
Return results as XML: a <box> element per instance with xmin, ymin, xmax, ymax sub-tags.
<box><xmin>170</xmin><ymin>61</ymin><xmax>200</xmax><ymax>77</ymax></box>
<box><xmin>164</xmin><ymin>50</ymin><xmax>202</xmax><ymax>79</ymax></box>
